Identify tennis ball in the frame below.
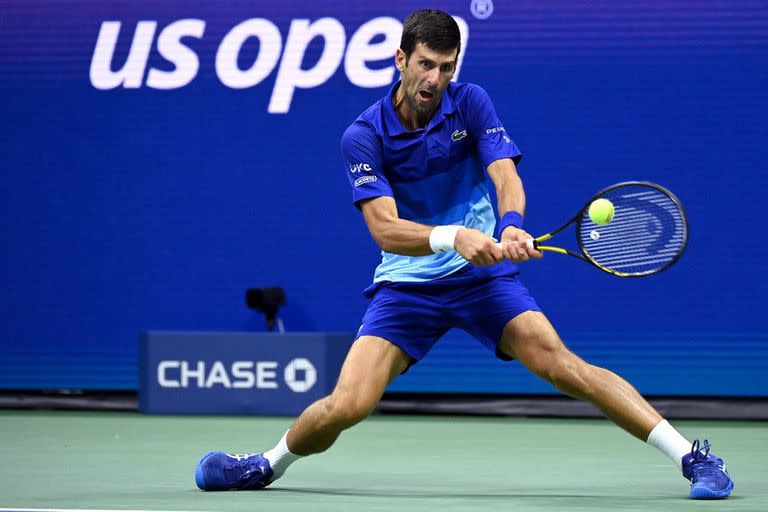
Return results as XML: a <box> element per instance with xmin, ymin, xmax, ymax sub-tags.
<box><xmin>588</xmin><ymin>198</ymin><xmax>615</xmax><ymax>225</ymax></box>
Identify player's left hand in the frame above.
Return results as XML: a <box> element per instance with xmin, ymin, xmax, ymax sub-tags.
<box><xmin>500</xmin><ymin>226</ymin><xmax>543</xmax><ymax>263</ymax></box>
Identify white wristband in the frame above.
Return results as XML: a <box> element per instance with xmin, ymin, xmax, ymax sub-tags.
<box><xmin>429</xmin><ymin>225</ymin><xmax>462</xmax><ymax>253</ymax></box>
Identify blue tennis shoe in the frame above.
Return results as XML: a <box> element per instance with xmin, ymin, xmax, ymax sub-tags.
<box><xmin>195</xmin><ymin>452</ymin><xmax>274</xmax><ymax>491</ymax></box>
<box><xmin>681</xmin><ymin>440</ymin><xmax>733</xmax><ymax>499</ymax></box>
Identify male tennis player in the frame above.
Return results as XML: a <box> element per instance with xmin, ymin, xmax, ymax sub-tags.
<box><xmin>195</xmin><ymin>9</ymin><xmax>733</xmax><ymax>499</ymax></box>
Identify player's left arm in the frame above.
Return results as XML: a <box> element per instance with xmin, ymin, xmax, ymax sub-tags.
<box><xmin>461</xmin><ymin>83</ymin><xmax>540</xmax><ymax>263</ymax></box>
<box><xmin>486</xmin><ymin>158</ymin><xmax>541</xmax><ymax>262</ymax></box>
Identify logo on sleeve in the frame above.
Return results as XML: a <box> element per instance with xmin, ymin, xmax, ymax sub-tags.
<box><xmin>354</xmin><ymin>175</ymin><xmax>377</xmax><ymax>187</ymax></box>
<box><xmin>349</xmin><ymin>162</ymin><xmax>372</xmax><ymax>174</ymax></box>
<box><xmin>451</xmin><ymin>129</ymin><xmax>467</xmax><ymax>142</ymax></box>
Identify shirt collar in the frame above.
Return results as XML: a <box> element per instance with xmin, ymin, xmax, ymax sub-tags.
<box><xmin>382</xmin><ymin>81</ymin><xmax>457</xmax><ymax>137</ymax></box>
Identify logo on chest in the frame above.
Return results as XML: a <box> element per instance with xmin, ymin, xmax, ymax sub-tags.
<box><xmin>451</xmin><ymin>129</ymin><xmax>467</xmax><ymax>142</ymax></box>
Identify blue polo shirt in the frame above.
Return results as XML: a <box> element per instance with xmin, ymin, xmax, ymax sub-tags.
<box><xmin>341</xmin><ymin>81</ymin><xmax>522</xmax><ymax>286</ymax></box>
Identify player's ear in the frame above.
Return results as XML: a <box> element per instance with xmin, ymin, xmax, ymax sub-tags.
<box><xmin>395</xmin><ymin>48</ymin><xmax>407</xmax><ymax>72</ymax></box>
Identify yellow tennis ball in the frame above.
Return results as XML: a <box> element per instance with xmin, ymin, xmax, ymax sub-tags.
<box><xmin>588</xmin><ymin>198</ymin><xmax>615</xmax><ymax>225</ymax></box>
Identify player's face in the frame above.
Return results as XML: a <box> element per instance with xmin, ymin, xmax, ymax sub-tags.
<box><xmin>396</xmin><ymin>43</ymin><xmax>457</xmax><ymax>115</ymax></box>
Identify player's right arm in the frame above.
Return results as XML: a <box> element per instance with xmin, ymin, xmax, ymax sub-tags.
<box><xmin>342</xmin><ymin>120</ymin><xmax>502</xmax><ymax>266</ymax></box>
<box><xmin>359</xmin><ymin>196</ymin><xmax>503</xmax><ymax>266</ymax></box>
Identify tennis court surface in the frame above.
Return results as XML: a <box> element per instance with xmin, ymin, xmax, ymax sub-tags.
<box><xmin>1</xmin><ymin>411</ymin><xmax>765</xmax><ymax>511</ymax></box>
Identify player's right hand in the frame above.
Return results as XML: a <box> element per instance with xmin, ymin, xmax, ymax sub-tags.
<box><xmin>454</xmin><ymin>228</ymin><xmax>504</xmax><ymax>266</ymax></box>
<box><xmin>499</xmin><ymin>226</ymin><xmax>543</xmax><ymax>263</ymax></box>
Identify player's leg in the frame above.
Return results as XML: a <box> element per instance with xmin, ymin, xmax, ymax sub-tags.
<box><xmin>498</xmin><ymin>310</ymin><xmax>660</xmax><ymax>438</ymax></box>
<box><xmin>285</xmin><ymin>335</ymin><xmax>411</xmax><ymax>455</ymax></box>
<box><xmin>498</xmin><ymin>310</ymin><xmax>733</xmax><ymax>499</ymax></box>
<box><xmin>195</xmin><ymin>282</ymin><xmax>446</xmax><ymax>491</ymax></box>
<box><xmin>195</xmin><ymin>335</ymin><xmax>410</xmax><ymax>491</ymax></box>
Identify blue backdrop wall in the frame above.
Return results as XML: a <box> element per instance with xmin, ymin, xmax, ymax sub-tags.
<box><xmin>1</xmin><ymin>0</ymin><xmax>767</xmax><ymax>394</ymax></box>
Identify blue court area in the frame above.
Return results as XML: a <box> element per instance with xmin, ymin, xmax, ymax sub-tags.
<box><xmin>1</xmin><ymin>411</ymin><xmax>765</xmax><ymax>512</ymax></box>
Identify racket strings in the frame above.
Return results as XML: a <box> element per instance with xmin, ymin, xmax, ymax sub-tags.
<box><xmin>578</xmin><ymin>185</ymin><xmax>687</xmax><ymax>275</ymax></box>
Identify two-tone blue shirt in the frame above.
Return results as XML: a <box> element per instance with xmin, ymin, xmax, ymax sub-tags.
<box><xmin>341</xmin><ymin>81</ymin><xmax>522</xmax><ymax>286</ymax></box>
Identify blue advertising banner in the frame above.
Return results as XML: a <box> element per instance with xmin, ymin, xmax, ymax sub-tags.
<box><xmin>1</xmin><ymin>1</ymin><xmax>767</xmax><ymax>395</ymax></box>
<box><xmin>139</xmin><ymin>331</ymin><xmax>354</xmax><ymax>414</ymax></box>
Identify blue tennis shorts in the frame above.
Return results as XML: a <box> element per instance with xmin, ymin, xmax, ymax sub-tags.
<box><xmin>357</xmin><ymin>263</ymin><xmax>541</xmax><ymax>363</ymax></box>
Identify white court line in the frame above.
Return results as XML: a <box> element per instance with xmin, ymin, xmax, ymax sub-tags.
<box><xmin>0</xmin><ymin>509</ymin><xmax>211</xmax><ymax>512</ymax></box>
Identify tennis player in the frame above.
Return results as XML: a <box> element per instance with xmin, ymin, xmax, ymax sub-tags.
<box><xmin>195</xmin><ymin>9</ymin><xmax>733</xmax><ymax>499</ymax></box>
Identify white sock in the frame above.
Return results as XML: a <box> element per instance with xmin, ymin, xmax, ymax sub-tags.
<box><xmin>263</xmin><ymin>430</ymin><xmax>303</xmax><ymax>481</ymax></box>
<box><xmin>646</xmin><ymin>419</ymin><xmax>692</xmax><ymax>470</ymax></box>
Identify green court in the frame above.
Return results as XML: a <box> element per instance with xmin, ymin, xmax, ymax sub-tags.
<box><xmin>0</xmin><ymin>411</ymin><xmax>765</xmax><ymax>511</ymax></box>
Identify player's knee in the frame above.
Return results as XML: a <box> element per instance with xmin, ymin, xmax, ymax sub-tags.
<box><xmin>517</xmin><ymin>333</ymin><xmax>564</xmax><ymax>377</ymax></box>
<box><xmin>325</xmin><ymin>391</ymin><xmax>376</xmax><ymax>429</ymax></box>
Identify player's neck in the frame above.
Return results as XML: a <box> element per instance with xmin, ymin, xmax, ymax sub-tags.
<box><xmin>392</xmin><ymin>85</ymin><xmax>435</xmax><ymax>131</ymax></box>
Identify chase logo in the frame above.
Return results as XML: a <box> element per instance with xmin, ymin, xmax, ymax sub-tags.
<box><xmin>451</xmin><ymin>129</ymin><xmax>467</xmax><ymax>142</ymax></box>
<box><xmin>284</xmin><ymin>358</ymin><xmax>317</xmax><ymax>392</ymax></box>
<box><xmin>156</xmin><ymin>357</ymin><xmax>318</xmax><ymax>393</ymax></box>
<box><xmin>349</xmin><ymin>162</ymin><xmax>372</xmax><ymax>174</ymax></box>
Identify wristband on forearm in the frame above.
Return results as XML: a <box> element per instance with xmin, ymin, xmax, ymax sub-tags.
<box><xmin>498</xmin><ymin>211</ymin><xmax>523</xmax><ymax>237</ymax></box>
<box><xmin>429</xmin><ymin>225</ymin><xmax>462</xmax><ymax>253</ymax></box>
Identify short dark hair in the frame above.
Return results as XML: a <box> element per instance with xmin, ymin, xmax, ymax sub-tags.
<box><xmin>400</xmin><ymin>9</ymin><xmax>461</xmax><ymax>60</ymax></box>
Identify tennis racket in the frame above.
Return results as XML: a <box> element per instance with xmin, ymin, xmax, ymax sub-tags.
<box><xmin>516</xmin><ymin>181</ymin><xmax>688</xmax><ymax>277</ymax></box>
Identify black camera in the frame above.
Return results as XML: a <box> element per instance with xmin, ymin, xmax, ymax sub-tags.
<box><xmin>245</xmin><ymin>287</ymin><xmax>286</xmax><ymax>332</ymax></box>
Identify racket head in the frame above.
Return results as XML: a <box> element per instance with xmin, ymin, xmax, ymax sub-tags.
<box><xmin>576</xmin><ymin>182</ymin><xmax>688</xmax><ymax>277</ymax></box>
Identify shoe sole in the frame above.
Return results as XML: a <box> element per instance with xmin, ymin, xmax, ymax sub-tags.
<box><xmin>690</xmin><ymin>480</ymin><xmax>734</xmax><ymax>499</ymax></box>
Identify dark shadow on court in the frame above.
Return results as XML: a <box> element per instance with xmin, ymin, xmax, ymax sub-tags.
<box><xmin>267</xmin><ymin>486</ymin><xmax>678</xmax><ymax>501</ymax></box>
